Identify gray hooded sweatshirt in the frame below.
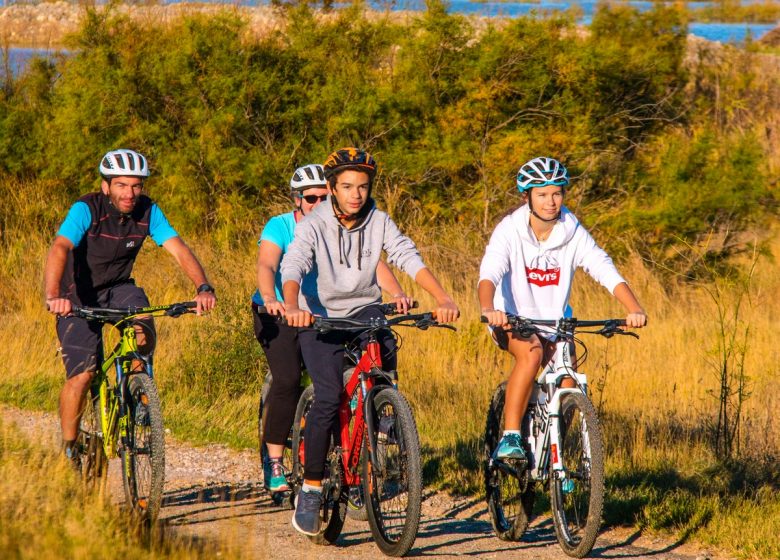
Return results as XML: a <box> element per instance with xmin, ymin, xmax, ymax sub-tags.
<box><xmin>280</xmin><ymin>197</ymin><xmax>427</xmax><ymax>317</ymax></box>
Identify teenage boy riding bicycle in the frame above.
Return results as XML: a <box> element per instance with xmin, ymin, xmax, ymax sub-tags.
<box><xmin>280</xmin><ymin>147</ymin><xmax>459</xmax><ymax>536</ymax></box>
<box><xmin>253</xmin><ymin>163</ymin><xmax>411</xmax><ymax>493</ymax></box>
<box><xmin>478</xmin><ymin>157</ymin><xmax>647</xmax><ymax>461</ymax></box>
<box><xmin>44</xmin><ymin>149</ymin><xmax>217</xmax><ymax>468</ymax></box>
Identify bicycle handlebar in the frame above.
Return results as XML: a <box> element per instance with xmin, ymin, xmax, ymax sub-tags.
<box><xmin>71</xmin><ymin>301</ymin><xmax>197</xmax><ymax>322</ymax></box>
<box><xmin>479</xmin><ymin>314</ymin><xmax>636</xmax><ymax>338</ymax></box>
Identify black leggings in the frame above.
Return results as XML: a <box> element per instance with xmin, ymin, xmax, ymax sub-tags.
<box><xmin>299</xmin><ymin>305</ymin><xmax>397</xmax><ymax>481</ymax></box>
<box><xmin>252</xmin><ymin>305</ymin><xmax>303</xmax><ymax>447</ymax></box>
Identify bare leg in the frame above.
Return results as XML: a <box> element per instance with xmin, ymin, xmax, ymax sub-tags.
<box><xmin>59</xmin><ymin>370</ymin><xmax>93</xmax><ymax>441</ymax></box>
<box><xmin>503</xmin><ymin>334</ymin><xmax>557</xmax><ymax>431</ymax></box>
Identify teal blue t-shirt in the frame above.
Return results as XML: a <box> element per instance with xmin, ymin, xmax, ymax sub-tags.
<box><xmin>57</xmin><ymin>200</ymin><xmax>178</xmax><ymax>247</ymax></box>
<box><xmin>251</xmin><ymin>212</ymin><xmax>296</xmax><ymax>306</ymax></box>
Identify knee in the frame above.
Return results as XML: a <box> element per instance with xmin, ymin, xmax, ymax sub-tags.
<box><xmin>65</xmin><ymin>371</ymin><xmax>93</xmax><ymax>393</ymax></box>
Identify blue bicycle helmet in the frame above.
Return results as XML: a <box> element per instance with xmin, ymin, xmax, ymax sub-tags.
<box><xmin>516</xmin><ymin>157</ymin><xmax>569</xmax><ymax>192</ymax></box>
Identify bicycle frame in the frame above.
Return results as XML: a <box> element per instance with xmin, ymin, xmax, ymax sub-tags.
<box><xmin>93</xmin><ymin>323</ymin><xmax>148</xmax><ymax>459</ymax></box>
<box><xmin>339</xmin><ymin>333</ymin><xmax>388</xmax><ymax>487</ymax></box>
<box><xmin>525</xmin><ymin>333</ymin><xmax>588</xmax><ymax>481</ymax></box>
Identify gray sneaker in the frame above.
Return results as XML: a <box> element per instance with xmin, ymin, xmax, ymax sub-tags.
<box><xmin>292</xmin><ymin>488</ymin><xmax>323</xmax><ymax>536</ymax></box>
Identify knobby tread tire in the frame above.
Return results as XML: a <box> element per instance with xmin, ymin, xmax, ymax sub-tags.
<box><xmin>483</xmin><ymin>381</ymin><xmax>534</xmax><ymax>542</ymax></box>
<box><xmin>363</xmin><ymin>387</ymin><xmax>422</xmax><ymax>557</ymax></box>
<box><xmin>122</xmin><ymin>373</ymin><xmax>165</xmax><ymax>522</ymax></box>
<box><xmin>550</xmin><ymin>391</ymin><xmax>604</xmax><ymax>558</ymax></box>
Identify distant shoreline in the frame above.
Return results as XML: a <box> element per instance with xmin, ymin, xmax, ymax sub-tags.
<box><xmin>0</xmin><ymin>1</ymin><xmax>778</xmax><ymax>49</ymax></box>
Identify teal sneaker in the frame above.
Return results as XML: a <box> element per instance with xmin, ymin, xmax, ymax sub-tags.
<box><xmin>494</xmin><ymin>433</ymin><xmax>526</xmax><ymax>460</ymax></box>
<box><xmin>267</xmin><ymin>459</ymin><xmax>290</xmax><ymax>493</ymax></box>
<box><xmin>561</xmin><ymin>477</ymin><xmax>575</xmax><ymax>494</ymax></box>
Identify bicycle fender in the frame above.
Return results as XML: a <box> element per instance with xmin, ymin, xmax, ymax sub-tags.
<box><xmin>363</xmin><ymin>385</ymin><xmax>387</xmax><ymax>469</ymax></box>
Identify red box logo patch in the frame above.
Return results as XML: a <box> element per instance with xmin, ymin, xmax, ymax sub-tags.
<box><xmin>526</xmin><ymin>266</ymin><xmax>561</xmax><ymax>287</ymax></box>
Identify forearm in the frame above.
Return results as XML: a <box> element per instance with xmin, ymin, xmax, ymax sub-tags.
<box><xmin>613</xmin><ymin>282</ymin><xmax>644</xmax><ymax>313</ymax></box>
<box><xmin>282</xmin><ymin>280</ymin><xmax>301</xmax><ymax>308</ymax></box>
<box><xmin>44</xmin><ymin>242</ymin><xmax>69</xmax><ymax>299</ymax></box>
<box><xmin>413</xmin><ymin>268</ymin><xmax>453</xmax><ymax>304</ymax></box>
<box><xmin>257</xmin><ymin>265</ymin><xmax>278</xmax><ymax>301</ymax></box>
<box><xmin>477</xmin><ymin>279</ymin><xmax>497</xmax><ymax>310</ymax></box>
<box><xmin>165</xmin><ymin>237</ymin><xmax>210</xmax><ymax>287</ymax></box>
<box><xmin>377</xmin><ymin>261</ymin><xmax>404</xmax><ymax>296</ymax></box>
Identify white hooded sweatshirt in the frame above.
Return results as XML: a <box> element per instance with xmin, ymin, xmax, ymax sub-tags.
<box><xmin>479</xmin><ymin>204</ymin><xmax>625</xmax><ymax>320</ymax></box>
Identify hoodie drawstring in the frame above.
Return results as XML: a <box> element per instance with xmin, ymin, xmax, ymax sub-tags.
<box><xmin>358</xmin><ymin>228</ymin><xmax>363</xmax><ymax>271</ymax></box>
<box><xmin>338</xmin><ymin>227</ymin><xmax>344</xmax><ymax>266</ymax></box>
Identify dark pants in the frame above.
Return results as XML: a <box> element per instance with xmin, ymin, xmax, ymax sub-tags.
<box><xmin>252</xmin><ymin>304</ymin><xmax>304</xmax><ymax>446</ymax></box>
<box><xmin>299</xmin><ymin>305</ymin><xmax>397</xmax><ymax>481</ymax></box>
<box><xmin>57</xmin><ymin>282</ymin><xmax>154</xmax><ymax>379</ymax></box>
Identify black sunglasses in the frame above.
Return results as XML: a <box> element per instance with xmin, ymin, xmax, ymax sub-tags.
<box><xmin>299</xmin><ymin>193</ymin><xmax>328</xmax><ymax>204</ymax></box>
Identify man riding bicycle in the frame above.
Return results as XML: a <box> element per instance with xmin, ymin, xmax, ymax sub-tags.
<box><xmin>280</xmin><ymin>147</ymin><xmax>460</xmax><ymax>536</ymax></box>
<box><xmin>253</xmin><ymin>163</ymin><xmax>410</xmax><ymax>493</ymax></box>
<box><xmin>44</xmin><ymin>148</ymin><xmax>217</xmax><ymax>468</ymax></box>
<box><xmin>478</xmin><ymin>156</ymin><xmax>647</xmax><ymax>462</ymax></box>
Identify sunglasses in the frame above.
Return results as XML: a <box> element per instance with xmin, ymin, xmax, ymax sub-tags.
<box><xmin>298</xmin><ymin>193</ymin><xmax>328</xmax><ymax>204</ymax></box>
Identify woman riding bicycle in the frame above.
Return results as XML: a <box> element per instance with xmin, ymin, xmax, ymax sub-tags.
<box><xmin>280</xmin><ymin>147</ymin><xmax>459</xmax><ymax>536</ymax></box>
<box><xmin>253</xmin><ymin>164</ymin><xmax>409</xmax><ymax>493</ymax></box>
<box><xmin>478</xmin><ymin>156</ymin><xmax>647</xmax><ymax>461</ymax></box>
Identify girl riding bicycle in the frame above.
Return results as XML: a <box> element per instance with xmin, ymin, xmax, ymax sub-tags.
<box><xmin>280</xmin><ymin>147</ymin><xmax>459</xmax><ymax>537</ymax></box>
<box><xmin>252</xmin><ymin>164</ymin><xmax>409</xmax><ymax>493</ymax></box>
<box><xmin>478</xmin><ymin>156</ymin><xmax>647</xmax><ymax>461</ymax></box>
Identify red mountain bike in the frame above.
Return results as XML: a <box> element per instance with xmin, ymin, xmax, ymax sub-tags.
<box><xmin>291</xmin><ymin>304</ymin><xmax>454</xmax><ymax>557</ymax></box>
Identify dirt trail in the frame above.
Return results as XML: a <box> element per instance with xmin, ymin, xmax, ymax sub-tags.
<box><xmin>1</xmin><ymin>404</ymin><xmax>730</xmax><ymax>560</ymax></box>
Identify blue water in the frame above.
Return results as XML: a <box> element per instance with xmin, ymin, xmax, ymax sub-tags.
<box><xmin>3</xmin><ymin>1</ymin><xmax>776</xmax><ymax>77</ymax></box>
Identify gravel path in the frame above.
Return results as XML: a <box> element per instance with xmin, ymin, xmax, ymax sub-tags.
<box><xmin>1</xmin><ymin>404</ymin><xmax>731</xmax><ymax>560</ymax></box>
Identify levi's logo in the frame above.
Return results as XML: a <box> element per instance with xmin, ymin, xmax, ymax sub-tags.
<box><xmin>526</xmin><ymin>266</ymin><xmax>560</xmax><ymax>287</ymax></box>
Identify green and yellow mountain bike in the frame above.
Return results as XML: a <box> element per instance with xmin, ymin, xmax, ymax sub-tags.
<box><xmin>72</xmin><ymin>301</ymin><xmax>196</xmax><ymax>521</ymax></box>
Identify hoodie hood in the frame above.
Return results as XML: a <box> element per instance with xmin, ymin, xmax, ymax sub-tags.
<box><xmin>513</xmin><ymin>204</ymin><xmax>580</xmax><ymax>271</ymax></box>
<box><xmin>310</xmin><ymin>196</ymin><xmax>377</xmax><ymax>271</ymax></box>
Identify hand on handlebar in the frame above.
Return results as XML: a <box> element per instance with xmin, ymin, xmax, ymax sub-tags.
<box><xmin>433</xmin><ymin>300</ymin><xmax>460</xmax><ymax>323</ymax></box>
<box><xmin>194</xmin><ymin>290</ymin><xmax>217</xmax><ymax>316</ymax></box>
<box><xmin>392</xmin><ymin>294</ymin><xmax>414</xmax><ymax>315</ymax></box>
<box><xmin>481</xmin><ymin>308</ymin><xmax>508</xmax><ymax>328</ymax></box>
<box><xmin>625</xmin><ymin>310</ymin><xmax>647</xmax><ymax>329</ymax></box>
<box><xmin>46</xmin><ymin>297</ymin><xmax>72</xmax><ymax>317</ymax></box>
<box><xmin>264</xmin><ymin>299</ymin><xmax>286</xmax><ymax>317</ymax></box>
<box><xmin>285</xmin><ymin>306</ymin><xmax>313</xmax><ymax>327</ymax></box>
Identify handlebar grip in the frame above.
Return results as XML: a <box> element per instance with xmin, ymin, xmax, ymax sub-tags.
<box><xmin>480</xmin><ymin>316</ymin><xmax>488</xmax><ymax>323</ymax></box>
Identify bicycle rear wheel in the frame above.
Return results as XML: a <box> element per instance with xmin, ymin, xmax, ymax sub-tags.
<box><xmin>121</xmin><ymin>372</ymin><xmax>165</xmax><ymax>521</ymax></box>
<box><xmin>550</xmin><ymin>391</ymin><xmax>604</xmax><ymax>558</ymax></box>
<box><xmin>484</xmin><ymin>381</ymin><xmax>535</xmax><ymax>541</ymax></box>
<box><xmin>291</xmin><ymin>385</ymin><xmax>346</xmax><ymax>545</ymax></box>
<box><xmin>78</xmin><ymin>389</ymin><xmax>108</xmax><ymax>489</ymax></box>
<box><xmin>362</xmin><ymin>386</ymin><xmax>422</xmax><ymax>557</ymax></box>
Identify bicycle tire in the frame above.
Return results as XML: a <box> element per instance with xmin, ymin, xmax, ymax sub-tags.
<box><xmin>78</xmin><ymin>389</ymin><xmax>108</xmax><ymax>490</ymax></box>
<box><xmin>550</xmin><ymin>391</ymin><xmax>604</xmax><ymax>558</ymax></box>
<box><xmin>291</xmin><ymin>384</ymin><xmax>347</xmax><ymax>545</ymax></box>
<box><xmin>484</xmin><ymin>381</ymin><xmax>535</xmax><ymax>542</ymax></box>
<box><xmin>121</xmin><ymin>372</ymin><xmax>166</xmax><ymax>521</ymax></box>
<box><xmin>363</xmin><ymin>386</ymin><xmax>422</xmax><ymax>557</ymax></box>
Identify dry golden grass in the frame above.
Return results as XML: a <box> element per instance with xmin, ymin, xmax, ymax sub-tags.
<box><xmin>2</xmin><ymin>204</ymin><xmax>780</xmax><ymax>555</ymax></box>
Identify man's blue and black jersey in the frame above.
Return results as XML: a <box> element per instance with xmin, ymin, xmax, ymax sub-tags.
<box><xmin>56</xmin><ymin>192</ymin><xmax>177</xmax><ymax>304</ymax></box>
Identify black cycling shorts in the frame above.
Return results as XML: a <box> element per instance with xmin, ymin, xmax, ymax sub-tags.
<box><xmin>57</xmin><ymin>282</ymin><xmax>154</xmax><ymax>379</ymax></box>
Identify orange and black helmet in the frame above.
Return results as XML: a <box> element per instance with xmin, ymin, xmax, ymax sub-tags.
<box><xmin>323</xmin><ymin>147</ymin><xmax>377</xmax><ymax>180</ymax></box>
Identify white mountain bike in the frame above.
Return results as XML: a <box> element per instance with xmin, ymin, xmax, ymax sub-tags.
<box><xmin>483</xmin><ymin>315</ymin><xmax>638</xmax><ymax>558</ymax></box>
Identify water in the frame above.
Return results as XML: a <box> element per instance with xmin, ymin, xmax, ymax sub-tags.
<box><xmin>4</xmin><ymin>1</ymin><xmax>776</xmax><ymax>77</ymax></box>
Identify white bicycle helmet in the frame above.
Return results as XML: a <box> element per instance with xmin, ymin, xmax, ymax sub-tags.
<box><xmin>290</xmin><ymin>164</ymin><xmax>326</xmax><ymax>193</ymax></box>
<box><xmin>99</xmin><ymin>149</ymin><xmax>150</xmax><ymax>179</ymax></box>
<box><xmin>516</xmin><ymin>157</ymin><xmax>569</xmax><ymax>192</ymax></box>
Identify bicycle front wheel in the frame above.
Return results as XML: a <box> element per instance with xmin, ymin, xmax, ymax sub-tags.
<box><xmin>550</xmin><ymin>392</ymin><xmax>605</xmax><ymax>558</ymax></box>
<box><xmin>484</xmin><ymin>381</ymin><xmax>535</xmax><ymax>542</ymax></box>
<box><xmin>362</xmin><ymin>387</ymin><xmax>422</xmax><ymax>557</ymax></box>
<box><xmin>79</xmin><ymin>389</ymin><xmax>108</xmax><ymax>489</ymax></box>
<box><xmin>121</xmin><ymin>373</ymin><xmax>165</xmax><ymax>521</ymax></box>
